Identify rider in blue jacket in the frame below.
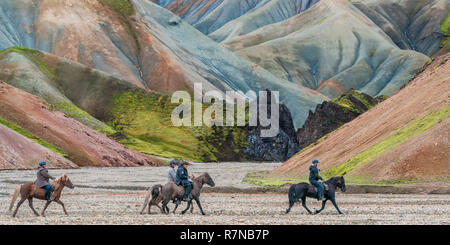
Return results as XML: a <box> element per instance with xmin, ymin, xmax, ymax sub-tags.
<box><xmin>309</xmin><ymin>159</ymin><xmax>325</xmax><ymax>201</ymax></box>
<box><xmin>176</xmin><ymin>161</ymin><xmax>192</xmax><ymax>201</ymax></box>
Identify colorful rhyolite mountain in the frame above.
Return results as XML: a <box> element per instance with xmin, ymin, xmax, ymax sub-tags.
<box><xmin>0</xmin><ymin>0</ymin><xmax>325</xmax><ymax>129</ymax></box>
<box><xmin>0</xmin><ymin>0</ymin><xmax>448</xmax><ymax>169</ymax></box>
<box><xmin>1</xmin><ymin>0</ymin><xmax>446</xmax><ymax>129</ymax></box>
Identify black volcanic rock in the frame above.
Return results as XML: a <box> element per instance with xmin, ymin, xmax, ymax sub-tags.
<box><xmin>296</xmin><ymin>89</ymin><xmax>385</xmax><ymax>149</ymax></box>
<box><xmin>243</xmin><ymin>90</ymin><xmax>300</xmax><ymax>161</ymax></box>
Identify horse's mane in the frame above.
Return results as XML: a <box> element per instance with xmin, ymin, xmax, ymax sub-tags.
<box><xmin>325</xmin><ymin>176</ymin><xmax>341</xmax><ymax>185</ymax></box>
<box><xmin>194</xmin><ymin>172</ymin><xmax>209</xmax><ymax>181</ymax></box>
<box><xmin>51</xmin><ymin>173</ymin><xmax>68</xmax><ymax>186</ymax></box>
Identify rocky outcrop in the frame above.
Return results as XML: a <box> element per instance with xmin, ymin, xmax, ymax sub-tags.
<box><xmin>244</xmin><ymin>90</ymin><xmax>300</xmax><ymax>161</ymax></box>
<box><xmin>296</xmin><ymin>89</ymin><xmax>384</xmax><ymax>149</ymax></box>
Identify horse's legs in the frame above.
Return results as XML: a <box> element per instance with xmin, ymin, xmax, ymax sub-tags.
<box><xmin>301</xmin><ymin>197</ymin><xmax>312</xmax><ymax>214</ymax></box>
<box><xmin>41</xmin><ymin>201</ymin><xmax>52</xmax><ymax>217</ymax></box>
<box><xmin>330</xmin><ymin>197</ymin><xmax>343</xmax><ymax>215</ymax></box>
<box><xmin>27</xmin><ymin>198</ymin><xmax>39</xmax><ymax>216</ymax></box>
<box><xmin>314</xmin><ymin>199</ymin><xmax>328</xmax><ymax>214</ymax></box>
<box><xmin>172</xmin><ymin>202</ymin><xmax>180</xmax><ymax>214</ymax></box>
<box><xmin>286</xmin><ymin>195</ymin><xmax>298</xmax><ymax>214</ymax></box>
<box><xmin>161</xmin><ymin>199</ymin><xmax>170</xmax><ymax>215</ymax></box>
<box><xmin>190</xmin><ymin>203</ymin><xmax>194</xmax><ymax>214</ymax></box>
<box><xmin>56</xmin><ymin>200</ymin><xmax>68</xmax><ymax>215</ymax></box>
<box><xmin>155</xmin><ymin>203</ymin><xmax>163</xmax><ymax>213</ymax></box>
<box><xmin>193</xmin><ymin>196</ymin><xmax>205</xmax><ymax>215</ymax></box>
<box><xmin>151</xmin><ymin>196</ymin><xmax>164</xmax><ymax>214</ymax></box>
<box><xmin>140</xmin><ymin>200</ymin><xmax>149</xmax><ymax>215</ymax></box>
<box><xmin>12</xmin><ymin>197</ymin><xmax>26</xmax><ymax>217</ymax></box>
<box><xmin>181</xmin><ymin>200</ymin><xmax>192</xmax><ymax>215</ymax></box>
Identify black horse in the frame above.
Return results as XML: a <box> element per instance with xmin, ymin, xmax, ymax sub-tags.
<box><xmin>285</xmin><ymin>175</ymin><xmax>346</xmax><ymax>215</ymax></box>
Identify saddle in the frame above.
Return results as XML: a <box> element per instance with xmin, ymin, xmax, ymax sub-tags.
<box><xmin>32</xmin><ymin>185</ymin><xmax>55</xmax><ymax>199</ymax></box>
<box><xmin>174</xmin><ymin>183</ymin><xmax>192</xmax><ymax>195</ymax></box>
<box><xmin>313</xmin><ymin>182</ymin><xmax>329</xmax><ymax>192</ymax></box>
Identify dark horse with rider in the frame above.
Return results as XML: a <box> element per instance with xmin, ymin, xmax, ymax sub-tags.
<box><xmin>286</xmin><ymin>159</ymin><xmax>346</xmax><ymax>215</ymax></box>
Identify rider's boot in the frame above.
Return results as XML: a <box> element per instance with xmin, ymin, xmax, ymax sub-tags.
<box><xmin>182</xmin><ymin>184</ymin><xmax>191</xmax><ymax>201</ymax></box>
<box><xmin>48</xmin><ymin>193</ymin><xmax>55</xmax><ymax>201</ymax></box>
<box><xmin>45</xmin><ymin>192</ymin><xmax>54</xmax><ymax>201</ymax></box>
<box><xmin>182</xmin><ymin>194</ymin><xmax>189</xmax><ymax>201</ymax></box>
<box><xmin>317</xmin><ymin>187</ymin><xmax>325</xmax><ymax>201</ymax></box>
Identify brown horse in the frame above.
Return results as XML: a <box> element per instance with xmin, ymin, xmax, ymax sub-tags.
<box><xmin>156</xmin><ymin>172</ymin><xmax>215</xmax><ymax>215</ymax></box>
<box><xmin>9</xmin><ymin>174</ymin><xmax>74</xmax><ymax>217</ymax></box>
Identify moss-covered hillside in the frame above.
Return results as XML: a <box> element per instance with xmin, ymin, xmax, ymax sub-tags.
<box><xmin>108</xmin><ymin>90</ymin><xmax>251</xmax><ymax>161</ymax></box>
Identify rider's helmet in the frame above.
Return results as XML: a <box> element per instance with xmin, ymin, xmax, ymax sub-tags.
<box><xmin>39</xmin><ymin>161</ymin><xmax>47</xmax><ymax>166</ymax></box>
<box><xmin>312</xmin><ymin>159</ymin><xmax>319</xmax><ymax>164</ymax></box>
<box><xmin>169</xmin><ymin>160</ymin><xmax>177</xmax><ymax>166</ymax></box>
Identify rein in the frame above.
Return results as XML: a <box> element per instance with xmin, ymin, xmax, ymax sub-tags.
<box><xmin>324</xmin><ymin>177</ymin><xmax>344</xmax><ymax>190</ymax></box>
<box><xmin>193</xmin><ymin>174</ymin><xmax>207</xmax><ymax>188</ymax></box>
<box><xmin>50</xmin><ymin>174</ymin><xmax>68</xmax><ymax>192</ymax></box>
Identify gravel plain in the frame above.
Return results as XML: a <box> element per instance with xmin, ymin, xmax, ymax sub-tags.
<box><xmin>1</xmin><ymin>162</ymin><xmax>449</xmax><ymax>225</ymax></box>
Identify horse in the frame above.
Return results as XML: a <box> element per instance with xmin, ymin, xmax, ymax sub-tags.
<box><xmin>140</xmin><ymin>184</ymin><xmax>198</xmax><ymax>215</ymax></box>
<box><xmin>285</xmin><ymin>175</ymin><xmax>346</xmax><ymax>215</ymax></box>
<box><xmin>9</xmin><ymin>174</ymin><xmax>75</xmax><ymax>217</ymax></box>
<box><xmin>155</xmin><ymin>172</ymin><xmax>215</xmax><ymax>215</ymax></box>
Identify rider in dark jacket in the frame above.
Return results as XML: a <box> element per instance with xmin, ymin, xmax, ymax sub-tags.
<box><xmin>35</xmin><ymin>161</ymin><xmax>55</xmax><ymax>201</ymax></box>
<box><xmin>176</xmin><ymin>161</ymin><xmax>192</xmax><ymax>201</ymax></box>
<box><xmin>309</xmin><ymin>159</ymin><xmax>325</xmax><ymax>201</ymax></box>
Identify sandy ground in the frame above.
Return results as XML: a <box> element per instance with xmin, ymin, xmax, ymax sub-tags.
<box><xmin>1</xmin><ymin>162</ymin><xmax>449</xmax><ymax>225</ymax></box>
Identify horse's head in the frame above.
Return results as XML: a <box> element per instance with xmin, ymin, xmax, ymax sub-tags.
<box><xmin>336</xmin><ymin>173</ymin><xmax>346</xmax><ymax>192</ymax></box>
<box><xmin>57</xmin><ymin>174</ymin><xmax>74</xmax><ymax>189</ymax></box>
<box><xmin>197</xmin><ymin>172</ymin><xmax>215</xmax><ymax>187</ymax></box>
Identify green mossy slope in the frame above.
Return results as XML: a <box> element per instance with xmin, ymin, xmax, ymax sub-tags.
<box><xmin>330</xmin><ymin>89</ymin><xmax>384</xmax><ymax>114</ymax></box>
<box><xmin>108</xmin><ymin>90</ymin><xmax>250</xmax><ymax>162</ymax></box>
<box><xmin>323</xmin><ymin>106</ymin><xmax>450</xmax><ymax>178</ymax></box>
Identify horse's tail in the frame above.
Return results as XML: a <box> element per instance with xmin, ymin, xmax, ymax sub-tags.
<box><xmin>150</xmin><ymin>184</ymin><xmax>162</xmax><ymax>203</ymax></box>
<box><xmin>9</xmin><ymin>185</ymin><xmax>21</xmax><ymax>211</ymax></box>
<box><xmin>288</xmin><ymin>185</ymin><xmax>299</xmax><ymax>205</ymax></box>
<box><xmin>142</xmin><ymin>187</ymin><xmax>153</xmax><ymax>208</ymax></box>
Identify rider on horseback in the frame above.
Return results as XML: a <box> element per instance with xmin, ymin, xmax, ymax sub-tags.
<box><xmin>35</xmin><ymin>161</ymin><xmax>55</xmax><ymax>201</ymax></box>
<box><xmin>309</xmin><ymin>159</ymin><xmax>325</xmax><ymax>201</ymax></box>
<box><xmin>176</xmin><ymin>161</ymin><xmax>193</xmax><ymax>202</ymax></box>
<box><xmin>168</xmin><ymin>160</ymin><xmax>178</xmax><ymax>184</ymax></box>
